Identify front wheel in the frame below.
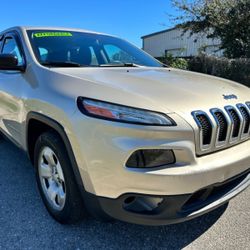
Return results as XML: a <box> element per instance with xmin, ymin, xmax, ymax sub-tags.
<box><xmin>34</xmin><ymin>131</ymin><xmax>86</xmax><ymax>224</ymax></box>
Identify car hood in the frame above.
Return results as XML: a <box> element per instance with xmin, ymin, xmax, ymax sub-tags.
<box><xmin>51</xmin><ymin>67</ymin><xmax>250</xmax><ymax>117</ymax></box>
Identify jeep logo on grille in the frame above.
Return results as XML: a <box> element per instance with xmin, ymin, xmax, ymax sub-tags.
<box><xmin>223</xmin><ymin>94</ymin><xmax>238</xmax><ymax>100</ymax></box>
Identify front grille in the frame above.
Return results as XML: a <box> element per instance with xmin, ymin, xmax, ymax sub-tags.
<box><xmin>192</xmin><ymin>103</ymin><xmax>250</xmax><ymax>154</ymax></box>
<box><xmin>213</xmin><ymin>111</ymin><xmax>228</xmax><ymax>141</ymax></box>
<box><xmin>195</xmin><ymin>114</ymin><xmax>212</xmax><ymax>145</ymax></box>
<box><xmin>238</xmin><ymin>106</ymin><xmax>250</xmax><ymax>134</ymax></box>
<box><xmin>226</xmin><ymin>108</ymin><xmax>241</xmax><ymax>138</ymax></box>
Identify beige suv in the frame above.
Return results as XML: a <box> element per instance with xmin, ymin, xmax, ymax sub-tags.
<box><xmin>0</xmin><ymin>26</ymin><xmax>249</xmax><ymax>225</ymax></box>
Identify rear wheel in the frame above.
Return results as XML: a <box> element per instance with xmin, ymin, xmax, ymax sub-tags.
<box><xmin>34</xmin><ymin>131</ymin><xmax>86</xmax><ymax>224</ymax></box>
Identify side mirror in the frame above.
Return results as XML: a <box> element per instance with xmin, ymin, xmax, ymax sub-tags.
<box><xmin>0</xmin><ymin>54</ymin><xmax>25</xmax><ymax>72</ymax></box>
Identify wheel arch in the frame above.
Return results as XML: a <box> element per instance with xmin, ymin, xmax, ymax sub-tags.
<box><xmin>26</xmin><ymin>111</ymin><xmax>117</xmax><ymax>221</ymax></box>
<box><xmin>26</xmin><ymin>111</ymin><xmax>84</xmax><ymax>189</ymax></box>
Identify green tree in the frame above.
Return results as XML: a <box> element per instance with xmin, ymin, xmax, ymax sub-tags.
<box><xmin>162</xmin><ymin>53</ymin><xmax>188</xmax><ymax>69</ymax></box>
<box><xmin>171</xmin><ymin>0</ymin><xmax>250</xmax><ymax>58</ymax></box>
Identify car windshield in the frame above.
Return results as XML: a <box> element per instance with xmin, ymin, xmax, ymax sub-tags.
<box><xmin>27</xmin><ymin>30</ymin><xmax>163</xmax><ymax>68</ymax></box>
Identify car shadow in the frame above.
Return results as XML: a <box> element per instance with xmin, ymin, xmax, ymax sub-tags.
<box><xmin>72</xmin><ymin>203</ymin><xmax>228</xmax><ymax>249</ymax></box>
<box><xmin>0</xmin><ymin>139</ymin><xmax>228</xmax><ymax>250</ymax></box>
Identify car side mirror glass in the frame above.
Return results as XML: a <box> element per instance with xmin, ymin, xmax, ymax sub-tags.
<box><xmin>0</xmin><ymin>54</ymin><xmax>25</xmax><ymax>72</ymax></box>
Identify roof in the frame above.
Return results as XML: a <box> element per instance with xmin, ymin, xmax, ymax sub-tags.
<box><xmin>141</xmin><ymin>27</ymin><xmax>178</xmax><ymax>39</ymax></box>
<box><xmin>0</xmin><ymin>26</ymin><xmax>111</xmax><ymax>37</ymax></box>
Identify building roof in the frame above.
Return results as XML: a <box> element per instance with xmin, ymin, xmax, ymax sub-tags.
<box><xmin>141</xmin><ymin>27</ymin><xmax>178</xmax><ymax>39</ymax></box>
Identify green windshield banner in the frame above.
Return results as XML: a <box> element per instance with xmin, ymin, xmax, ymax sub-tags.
<box><xmin>33</xmin><ymin>32</ymin><xmax>73</xmax><ymax>38</ymax></box>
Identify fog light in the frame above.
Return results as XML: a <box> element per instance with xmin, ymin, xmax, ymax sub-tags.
<box><xmin>123</xmin><ymin>196</ymin><xmax>164</xmax><ymax>213</ymax></box>
<box><xmin>126</xmin><ymin>149</ymin><xmax>175</xmax><ymax>168</ymax></box>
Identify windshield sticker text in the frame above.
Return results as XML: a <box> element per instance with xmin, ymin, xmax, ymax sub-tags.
<box><xmin>33</xmin><ymin>32</ymin><xmax>73</xmax><ymax>38</ymax></box>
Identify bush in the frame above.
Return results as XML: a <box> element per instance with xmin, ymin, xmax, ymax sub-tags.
<box><xmin>171</xmin><ymin>58</ymin><xmax>188</xmax><ymax>70</ymax></box>
<box><xmin>158</xmin><ymin>53</ymin><xmax>188</xmax><ymax>70</ymax></box>
<box><xmin>188</xmin><ymin>54</ymin><xmax>250</xmax><ymax>86</ymax></box>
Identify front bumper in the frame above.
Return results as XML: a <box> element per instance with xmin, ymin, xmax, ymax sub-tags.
<box><xmin>70</xmin><ymin>111</ymin><xmax>250</xmax><ymax>199</ymax></box>
<box><xmin>69</xmin><ymin>110</ymin><xmax>250</xmax><ymax>225</ymax></box>
<box><xmin>95</xmin><ymin>169</ymin><xmax>250</xmax><ymax>225</ymax></box>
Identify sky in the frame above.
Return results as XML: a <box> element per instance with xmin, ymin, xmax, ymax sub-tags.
<box><xmin>0</xmin><ymin>0</ymin><xmax>178</xmax><ymax>47</ymax></box>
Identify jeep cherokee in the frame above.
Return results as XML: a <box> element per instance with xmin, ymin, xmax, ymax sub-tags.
<box><xmin>0</xmin><ymin>26</ymin><xmax>249</xmax><ymax>225</ymax></box>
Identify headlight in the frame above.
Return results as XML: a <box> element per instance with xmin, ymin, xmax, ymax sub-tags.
<box><xmin>77</xmin><ymin>97</ymin><xmax>176</xmax><ymax>126</ymax></box>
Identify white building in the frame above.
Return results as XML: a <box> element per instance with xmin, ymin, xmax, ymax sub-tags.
<box><xmin>141</xmin><ymin>27</ymin><xmax>223</xmax><ymax>58</ymax></box>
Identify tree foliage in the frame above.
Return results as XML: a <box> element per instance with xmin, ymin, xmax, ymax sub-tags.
<box><xmin>171</xmin><ymin>0</ymin><xmax>250</xmax><ymax>58</ymax></box>
<box><xmin>161</xmin><ymin>53</ymin><xmax>188</xmax><ymax>69</ymax></box>
<box><xmin>188</xmin><ymin>53</ymin><xmax>250</xmax><ymax>85</ymax></box>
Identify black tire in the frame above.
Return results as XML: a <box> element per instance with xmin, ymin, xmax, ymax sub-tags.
<box><xmin>34</xmin><ymin>131</ymin><xmax>86</xmax><ymax>224</ymax></box>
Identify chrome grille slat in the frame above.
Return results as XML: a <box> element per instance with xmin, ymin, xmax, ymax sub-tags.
<box><xmin>245</xmin><ymin>102</ymin><xmax>250</xmax><ymax>134</ymax></box>
<box><xmin>237</xmin><ymin>104</ymin><xmax>250</xmax><ymax>137</ymax></box>
<box><xmin>210</xmin><ymin>108</ymin><xmax>229</xmax><ymax>147</ymax></box>
<box><xmin>195</xmin><ymin>114</ymin><xmax>212</xmax><ymax>145</ymax></box>
<box><xmin>192</xmin><ymin>102</ymin><xmax>250</xmax><ymax>155</ymax></box>
<box><xmin>215</xmin><ymin>112</ymin><xmax>227</xmax><ymax>141</ymax></box>
<box><xmin>225</xmin><ymin>106</ymin><xmax>241</xmax><ymax>139</ymax></box>
<box><xmin>246</xmin><ymin>102</ymin><xmax>250</xmax><ymax>110</ymax></box>
<box><xmin>192</xmin><ymin>111</ymin><xmax>213</xmax><ymax>151</ymax></box>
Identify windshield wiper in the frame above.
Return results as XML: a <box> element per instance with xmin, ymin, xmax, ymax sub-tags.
<box><xmin>41</xmin><ymin>61</ymin><xmax>85</xmax><ymax>67</ymax></box>
<box><xmin>99</xmin><ymin>62</ymin><xmax>141</xmax><ymax>67</ymax></box>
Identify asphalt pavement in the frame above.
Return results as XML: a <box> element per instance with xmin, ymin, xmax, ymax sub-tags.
<box><xmin>0</xmin><ymin>139</ymin><xmax>249</xmax><ymax>250</ymax></box>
